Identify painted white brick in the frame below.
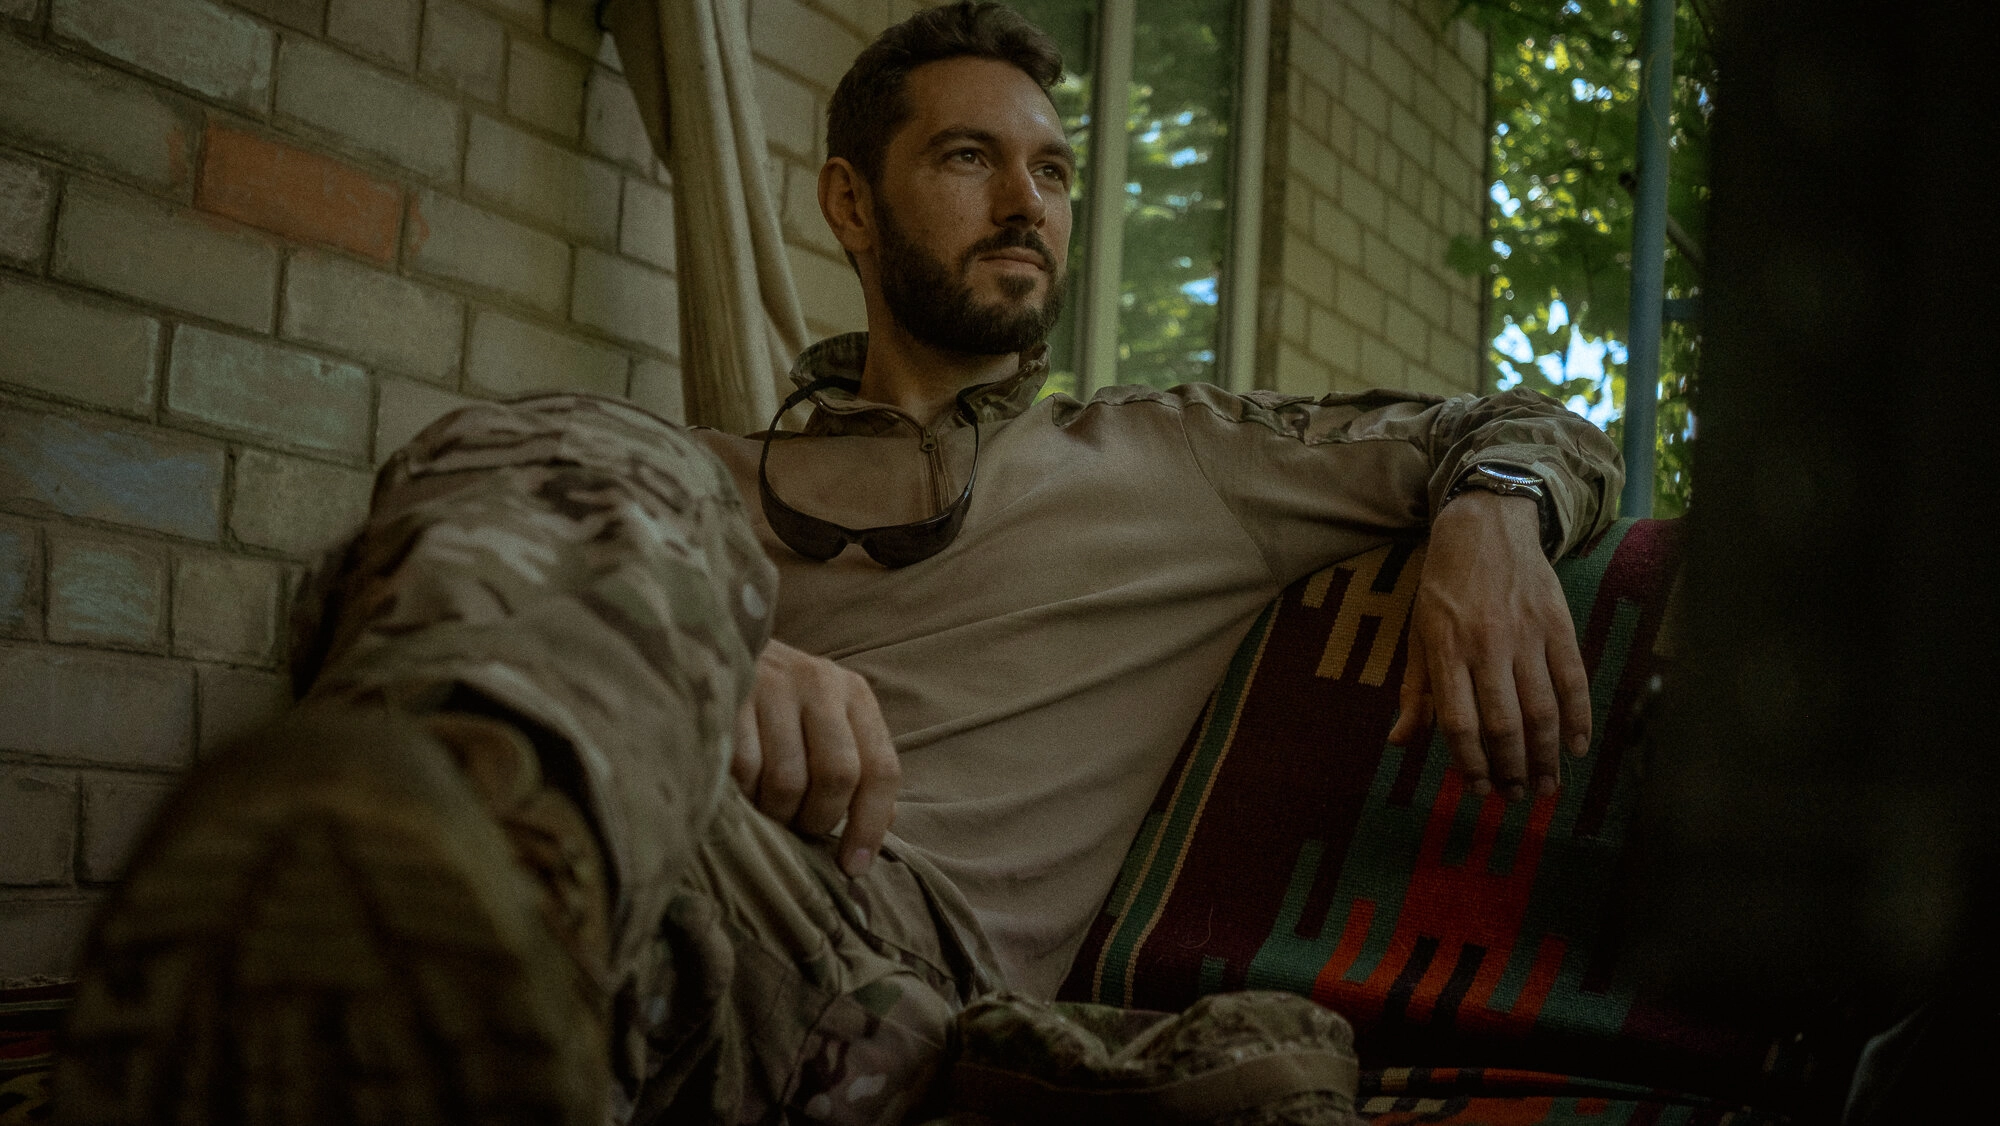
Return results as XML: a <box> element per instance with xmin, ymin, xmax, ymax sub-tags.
<box><xmin>0</xmin><ymin>278</ymin><xmax>160</xmax><ymax>415</ymax></box>
<box><xmin>0</xmin><ymin>895</ymin><xmax>102</xmax><ymax>986</ymax></box>
<box><xmin>420</xmin><ymin>0</ymin><xmax>506</xmax><ymax>103</ymax></box>
<box><xmin>0</xmin><ymin>518</ymin><xmax>36</xmax><ymax>639</ymax></box>
<box><xmin>788</xmin><ymin>245</ymin><xmax>866</xmax><ymax>335</ymax></box>
<box><xmin>283</xmin><ymin>250</ymin><xmax>463</xmax><ymax>383</ymax></box>
<box><xmin>1384</xmin><ymin>300</ymin><xmax>1430</xmax><ymax>365</ymax></box>
<box><xmin>1334</xmin><ymin>263</ymin><xmax>1385</xmax><ymax>331</ymax></box>
<box><xmin>46</xmin><ymin>532</ymin><xmax>167</xmax><ymax>649</ymax></box>
<box><xmin>0</xmin><ymin>154</ymin><xmax>53</xmax><ymax>265</ymax></box>
<box><xmin>53</xmin><ymin>179</ymin><xmax>279</xmax><ymax>333</ymax></box>
<box><xmin>1359</xmin><ymin>334</ymin><xmax>1403</xmax><ymax>387</ymax></box>
<box><xmin>570</xmin><ymin>248</ymin><xmax>676</xmax><ymax>356</ymax></box>
<box><xmin>1308</xmin><ymin>305</ymin><xmax>1363</xmax><ymax>372</ymax></box>
<box><xmin>482</xmin><ymin>0</ymin><xmax>543</xmax><ymax>29</ymax></box>
<box><xmin>80</xmin><ymin>774</ymin><xmax>178</xmax><ymax>882</ymax></box>
<box><xmin>0</xmin><ymin>645</ymin><xmax>194</xmax><ymax>768</ymax></box>
<box><xmin>229</xmin><ymin>447</ymin><xmax>373</xmax><ymax>558</ymax></box>
<box><xmin>630</xmin><ymin>356</ymin><xmax>683</xmax><ymax>423</ymax></box>
<box><xmin>584</xmin><ymin>69</ymin><xmax>657</xmax><ymax>174</ymax></box>
<box><xmin>0</xmin><ymin>34</ymin><xmax>197</xmax><ymax>195</ymax></box>
<box><xmin>172</xmin><ymin>551</ymin><xmax>281</xmax><ymax>663</ymax></box>
<box><xmin>407</xmin><ymin>189</ymin><xmax>571</xmax><ymax>314</ymax></box>
<box><xmin>168</xmin><ymin>326</ymin><xmax>371</xmax><ymax>457</ymax></box>
<box><xmin>782</xmin><ymin>160</ymin><xmax>844</xmax><ymax>260</ymax></box>
<box><xmin>0</xmin><ymin>408</ymin><xmax>226</xmax><ymax>542</ymax></box>
<box><xmin>466</xmin><ymin>308</ymin><xmax>629</xmax><ymax>397</ymax></box>
<box><xmin>51</xmin><ymin>0</ymin><xmax>273</xmax><ymax>113</ymax></box>
<box><xmin>375</xmin><ymin>377</ymin><xmax>472</xmax><ymax>464</ymax></box>
<box><xmin>276</xmin><ymin>38</ymin><xmax>462</xmax><ymax>183</ymax></box>
<box><xmin>230</xmin><ymin>0</ymin><xmax>324</xmax><ymax>32</ymax></box>
<box><xmin>328</xmin><ymin>0</ymin><xmax>421</xmax><ymax>71</ymax></box>
<box><xmin>548</xmin><ymin>0</ymin><xmax>605</xmax><ymax>56</ymax></box>
<box><xmin>619</xmin><ymin>175</ymin><xmax>676</xmax><ymax>271</ymax></box>
<box><xmin>755</xmin><ymin>62</ymin><xmax>817</xmax><ymax>159</ymax></box>
<box><xmin>465</xmin><ymin>115</ymin><xmax>619</xmax><ymax>244</ymax></box>
<box><xmin>197</xmin><ymin>664</ymin><xmax>291</xmax><ymax>756</ymax></box>
<box><xmin>750</xmin><ymin>0</ymin><xmax>865</xmax><ymax>93</ymax></box>
<box><xmin>815</xmin><ymin>0</ymin><xmax>895</xmax><ymax>36</ymax></box>
<box><xmin>0</xmin><ymin>768</ymin><xmax>78</xmax><ymax>886</ymax></box>
<box><xmin>507</xmin><ymin>35</ymin><xmax>588</xmax><ymax>139</ymax></box>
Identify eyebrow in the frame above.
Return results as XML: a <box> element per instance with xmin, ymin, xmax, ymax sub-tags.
<box><xmin>923</xmin><ymin>126</ymin><xmax>1078</xmax><ymax>170</ymax></box>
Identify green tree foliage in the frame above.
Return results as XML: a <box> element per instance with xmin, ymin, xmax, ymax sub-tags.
<box><xmin>1448</xmin><ymin>0</ymin><xmax>1714</xmax><ymax>515</ymax></box>
<box><xmin>1010</xmin><ymin>0</ymin><xmax>1240</xmax><ymax>396</ymax></box>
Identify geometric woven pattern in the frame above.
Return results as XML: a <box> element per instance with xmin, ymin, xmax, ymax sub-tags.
<box><xmin>1061</xmin><ymin>519</ymin><xmax>1806</xmax><ymax>1118</ymax></box>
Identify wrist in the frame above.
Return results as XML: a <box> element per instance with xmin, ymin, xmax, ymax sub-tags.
<box><xmin>1444</xmin><ymin>462</ymin><xmax>1561</xmax><ymax>557</ymax></box>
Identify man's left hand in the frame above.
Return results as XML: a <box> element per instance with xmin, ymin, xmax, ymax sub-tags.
<box><xmin>1386</xmin><ymin>491</ymin><xmax>1591</xmax><ymax>799</ymax></box>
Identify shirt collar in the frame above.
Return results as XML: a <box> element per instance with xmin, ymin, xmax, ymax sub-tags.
<box><xmin>785</xmin><ymin>333</ymin><xmax>1050</xmax><ymax>436</ymax></box>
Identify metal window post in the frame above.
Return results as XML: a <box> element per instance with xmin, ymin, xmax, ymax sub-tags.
<box><xmin>1078</xmin><ymin>0</ymin><xmax>1135</xmax><ymax>396</ymax></box>
<box><xmin>1221</xmin><ymin>0</ymin><xmax>1272</xmax><ymax>391</ymax></box>
<box><xmin>1621</xmin><ymin>0</ymin><xmax>1675</xmax><ymax>518</ymax></box>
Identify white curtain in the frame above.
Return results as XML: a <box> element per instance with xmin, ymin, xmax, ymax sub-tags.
<box><xmin>605</xmin><ymin>0</ymin><xmax>809</xmax><ymax>434</ymax></box>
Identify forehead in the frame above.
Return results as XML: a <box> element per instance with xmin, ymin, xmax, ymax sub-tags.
<box><xmin>892</xmin><ymin>56</ymin><xmax>1066</xmax><ymax>153</ymax></box>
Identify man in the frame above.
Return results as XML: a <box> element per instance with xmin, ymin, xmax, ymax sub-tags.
<box><xmin>57</xmin><ymin>4</ymin><xmax>1620</xmax><ymax>1124</ymax></box>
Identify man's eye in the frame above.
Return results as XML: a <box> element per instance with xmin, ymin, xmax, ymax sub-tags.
<box><xmin>1037</xmin><ymin>164</ymin><xmax>1071</xmax><ymax>184</ymax></box>
<box><xmin>950</xmin><ymin>149</ymin><xmax>983</xmax><ymax>164</ymax></box>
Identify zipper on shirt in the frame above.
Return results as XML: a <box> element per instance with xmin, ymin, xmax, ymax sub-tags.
<box><xmin>919</xmin><ymin>430</ymin><xmax>948</xmax><ymax>512</ymax></box>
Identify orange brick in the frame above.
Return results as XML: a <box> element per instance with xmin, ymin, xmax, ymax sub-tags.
<box><xmin>197</xmin><ymin>126</ymin><xmax>402</xmax><ymax>263</ymax></box>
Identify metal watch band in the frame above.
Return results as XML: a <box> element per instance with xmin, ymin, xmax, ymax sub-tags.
<box><xmin>1445</xmin><ymin>463</ymin><xmax>1561</xmax><ymax>557</ymax></box>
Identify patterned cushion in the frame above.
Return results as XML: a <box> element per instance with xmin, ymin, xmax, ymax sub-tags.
<box><xmin>0</xmin><ymin>983</ymin><xmax>64</xmax><ymax>1125</ymax></box>
<box><xmin>1061</xmin><ymin>518</ymin><xmax>1811</xmax><ymax>1116</ymax></box>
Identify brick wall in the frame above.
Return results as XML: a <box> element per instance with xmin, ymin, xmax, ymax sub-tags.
<box><xmin>0</xmin><ymin>0</ymin><xmax>911</xmax><ymax>984</ymax></box>
<box><xmin>1265</xmin><ymin>0</ymin><xmax>1488</xmax><ymax>398</ymax></box>
<box><xmin>0</xmin><ymin>0</ymin><xmax>1486</xmax><ymax>984</ymax></box>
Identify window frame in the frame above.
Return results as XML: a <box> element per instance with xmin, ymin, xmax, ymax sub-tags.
<box><xmin>1062</xmin><ymin>0</ymin><xmax>1273</xmax><ymax>396</ymax></box>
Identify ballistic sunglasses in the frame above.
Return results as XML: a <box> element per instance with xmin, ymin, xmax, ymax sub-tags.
<box><xmin>758</xmin><ymin>375</ymin><xmax>980</xmax><ymax>568</ymax></box>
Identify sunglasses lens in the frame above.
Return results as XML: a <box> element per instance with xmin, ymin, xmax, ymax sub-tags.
<box><xmin>766</xmin><ymin>505</ymin><xmax>850</xmax><ymax>561</ymax></box>
<box><xmin>860</xmin><ymin>526</ymin><xmax>952</xmax><ymax>568</ymax></box>
<box><xmin>860</xmin><ymin>499</ymin><xmax>968</xmax><ymax>568</ymax></box>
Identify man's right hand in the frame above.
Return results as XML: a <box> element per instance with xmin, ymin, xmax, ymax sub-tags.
<box><xmin>731</xmin><ymin>639</ymin><xmax>900</xmax><ymax>878</ymax></box>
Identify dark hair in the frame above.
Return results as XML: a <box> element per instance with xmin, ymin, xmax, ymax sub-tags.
<box><xmin>826</xmin><ymin>2</ymin><xmax>1064</xmax><ymax>188</ymax></box>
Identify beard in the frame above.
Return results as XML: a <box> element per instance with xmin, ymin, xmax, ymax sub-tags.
<box><xmin>874</xmin><ymin>203</ymin><xmax>1067</xmax><ymax>356</ymax></box>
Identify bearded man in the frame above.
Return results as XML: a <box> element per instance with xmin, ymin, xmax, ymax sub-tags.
<box><xmin>57</xmin><ymin>4</ymin><xmax>1621</xmax><ymax>1124</ymax></box>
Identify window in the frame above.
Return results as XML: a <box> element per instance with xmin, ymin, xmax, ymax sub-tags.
<box><xmin>1010</xmin><ymin>0</ymin><xmax>1270</xmax><ymax>395</ymax></box>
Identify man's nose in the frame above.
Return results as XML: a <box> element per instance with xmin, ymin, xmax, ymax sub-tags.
<box><xmin>992</xmin><ymin>161</ymin><xmax>1047</xmax><ymax>228</ymax></box>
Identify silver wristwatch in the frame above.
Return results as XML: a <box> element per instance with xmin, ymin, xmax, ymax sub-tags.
<box><xmin>1445</xmin><ymin>462</ymin><xmax>1561</xmax><ymax>557</ymax></box>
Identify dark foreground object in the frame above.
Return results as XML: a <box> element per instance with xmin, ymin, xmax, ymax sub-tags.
<box><xmin>53</xmin><ymin>708</ymin><xmax>607</xmax><ymax>1126</ymax></box>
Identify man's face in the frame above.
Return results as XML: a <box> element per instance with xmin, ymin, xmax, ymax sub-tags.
<box><xmin>869</xmin><ymin>56</ymin><xmax>1075</xmax><ymax>355</ymax></box>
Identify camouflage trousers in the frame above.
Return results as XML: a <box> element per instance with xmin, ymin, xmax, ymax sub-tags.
<box><xmin>292</xmin><ymin>395</ymin><xmax>997</xmax><ymax>1125</ymax></box>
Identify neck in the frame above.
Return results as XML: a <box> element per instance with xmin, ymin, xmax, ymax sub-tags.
<box><xmin>855</xmin><ymin>314</ymin><xmax>1016</xmax><ymax>425</ymax></box>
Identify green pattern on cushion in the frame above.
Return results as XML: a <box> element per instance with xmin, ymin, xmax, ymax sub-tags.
<box><xmin>1062</xmin><ymin>518</ymin><xmax>1809</xmax><ymax>1116</ymax></box>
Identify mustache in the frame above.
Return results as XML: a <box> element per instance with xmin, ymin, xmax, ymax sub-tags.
<box><xmin>961</xmin><ymin>229</ymin><xmax>1056</xmax><ymax>273</ymax></box>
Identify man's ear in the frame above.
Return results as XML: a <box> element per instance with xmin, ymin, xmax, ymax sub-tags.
<box><xmin>819</xmin><ymin>157</ymin><xmax>876</xmax><ymax>258</ymax></box>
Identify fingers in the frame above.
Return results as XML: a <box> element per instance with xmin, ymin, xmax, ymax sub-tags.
<box><xmin>1430</xmin><ymin>655</ymin><xmax>1492</xmax><ymax>798</ymax></box>
<box><xmin>752</xmin><ymin>677</ymin><xmax>810</xmax><ymax>826</ymax></box>
<box><xmin>837</xmin><ymin>690</ymin><xmax>900</xmax><ymax>878</ymax></box>
<box><xmin>1514</xmin><ymin>653</ymin><xmax>1562</xmax><ymax>797</ymax></box>
<box><xmin>794</xmin><ymin>687</ymin><xmax>861</xmax><ymax>838</ymax></box>
<box><xmin>1549</xmin><ymin>631</ymin><xmax>1593</xmax><ymax>758</ymax></box>
<box><xmin>1472</xmin><ymin>657</ymin><xmax>1530</xmax><ymax>800</ymax></box>
<box><xmin>1388</xmin><ymin>630</ymin><xmax>1432</xmax><ymax>747</ymax></box>
<box><xmin>743</xmin><ymin>640</ymin><xmax>900</xmax><ymax>878</ymax></box>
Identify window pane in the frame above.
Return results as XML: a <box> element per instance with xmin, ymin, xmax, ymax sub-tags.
<box><xmin>1008</xmin><ymin>0</ymin><xmax>1095</xmax><ymax>399</ymax></box>
<box><xmin>1118</xmin><ymin>0</ymin><xmax>1238</xmax><ymax>389</ymax></box>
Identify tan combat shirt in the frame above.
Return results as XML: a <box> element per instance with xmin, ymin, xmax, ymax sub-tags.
<box><xmin>694</xmin><ymin>333</ymin><xmax>1624</xmax><ymax>998</ymax></box>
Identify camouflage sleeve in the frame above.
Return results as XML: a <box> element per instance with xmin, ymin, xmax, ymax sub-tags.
<box><xmin>1167</xmin><ymin>382</ymin><xmax>1624</xmax><ymax>578</ymax></box>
